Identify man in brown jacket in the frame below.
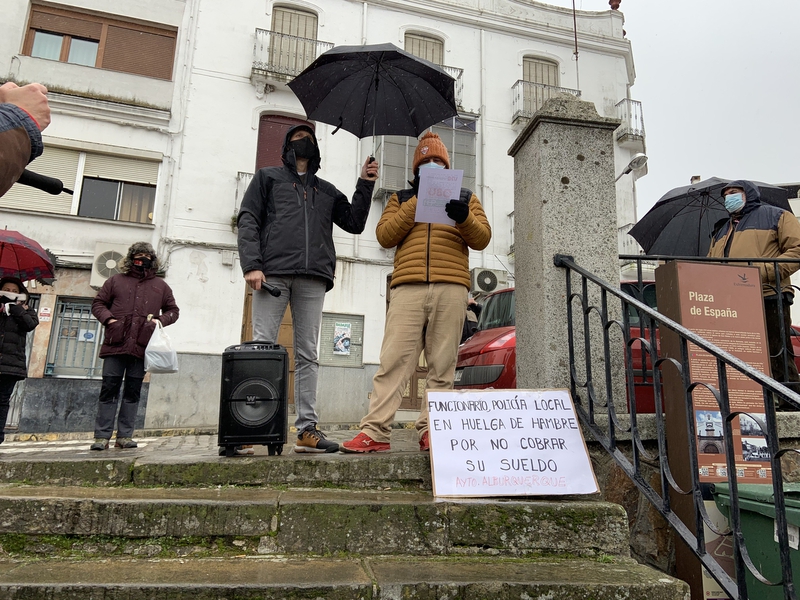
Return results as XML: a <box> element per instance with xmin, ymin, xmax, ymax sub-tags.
<box><xmin>708</xmin><ymin>180</ymin><xmax>800</xmax><ymax>400</ymax></box>
<box><xmin>0</xmin><ymin>82</ymin><xmax>50</xmax><ymax>197</ymax></box>
<box><xmin>342</xmin><ymin>132</ymin><xmax>492</xmax><ymax>453</ymax></box>
<box><xmin>90</xmin><ymin>242</ymin><xmax>180</xmax><ymax>449</ymax></box>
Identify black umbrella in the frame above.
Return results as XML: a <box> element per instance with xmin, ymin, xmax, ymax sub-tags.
<box><xmin>629</xmin><ymin>177</ymin><xmax>792</xmax><ymax>256</ymax></box>
<box><xmin>287</xmin><ymin>43</ymin><xmax>457</xmax><ymax>139</ymax></box>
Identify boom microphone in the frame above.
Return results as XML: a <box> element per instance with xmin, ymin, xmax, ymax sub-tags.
<box><xmin>17</xmin><ymin>169</ymin><xmax>73</xmax><ymax>195</ymax></box>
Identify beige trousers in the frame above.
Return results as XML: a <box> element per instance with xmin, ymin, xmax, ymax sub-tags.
<box><xmin>360</xmin><ymin>283</ymin><xmax>468</xmax><ymax>442</ymax></box>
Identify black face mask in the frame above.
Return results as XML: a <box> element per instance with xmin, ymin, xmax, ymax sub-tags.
<box><xmin>132</xmin><ymin>257</ymin><xmax>153</xmax><ymax>271</ymax></box>
<box><xmin>289</xmin><ymin>137</ymin><xmax>316</xmax><ymax>160</ymax></box>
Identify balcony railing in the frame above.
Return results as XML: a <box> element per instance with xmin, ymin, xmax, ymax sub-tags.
<box><xmin>252</xmin><ymin>29</ymin><xmax>334</xmax><ymax>83</ymax></box>
<box><xmin>442</xmin><ymin>65</ymin><xmax>464</xmax><ymax>108</ymax></box>
<box><xmin>512</xmin><ymin>80</ymin><xmax>581</xmax><ymax>123</ymax></box>
<box><xmin>616</xmin><ymin>98</ymin><xmax>646</xmax><ymax>142</ymax></box>
<box><xmin>235</xmin><ymin>171</ymin><xmax>253</xmax><ymax>214</ymax></box>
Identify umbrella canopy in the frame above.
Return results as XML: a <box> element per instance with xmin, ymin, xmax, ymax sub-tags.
<box><xmin>287</xmin><ymin>43</ymin><xmax>458</xmax><ymax>139</ymax></box>
<box><xmin>629</xmin><ymin>177</ymin><xmax>792</xmax><ymax>256</ymax></box>
<box><xmin>0</xmin><ymin>229</ymin><xmax>55</xmax><ymax>281</ymax></box>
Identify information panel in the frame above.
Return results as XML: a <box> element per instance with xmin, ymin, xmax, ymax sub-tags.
<box><xmin>427</xmin><ymin>389</ymin><xmax>598</xmax><ymax>497</ymax></box>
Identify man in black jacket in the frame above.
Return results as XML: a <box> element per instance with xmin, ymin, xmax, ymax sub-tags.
<box><xmin>237</xmin><ymin>124</ymin><xmax>379</xmax><ymax>453</ymax></box>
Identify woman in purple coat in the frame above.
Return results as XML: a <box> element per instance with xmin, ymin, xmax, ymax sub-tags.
<box><xmin>90</xmin><ymin>242</ymin><xmax>179</xmax><ymax>450</ymax></box>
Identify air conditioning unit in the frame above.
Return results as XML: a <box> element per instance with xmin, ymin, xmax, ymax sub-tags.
<box><xmin>470</xmin><ymin>268</ymin><xmax>508</xmax><ymax>294</ymax></box>
<box><xmin>90</xmin><ymin>242</ymin><xmax>129</xmax><ymax>289</ymax></box>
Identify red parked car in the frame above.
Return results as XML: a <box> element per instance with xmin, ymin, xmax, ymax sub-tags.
<box><xmin>454</xmin><ymin>285</ymin><xmax>800</xmax><ymax>411</ymax></box>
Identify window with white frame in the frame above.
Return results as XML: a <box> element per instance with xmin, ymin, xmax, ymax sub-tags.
<box><xmin>269</xmin><ymin>6</ymin><xmax>318</xmax><ymax>75</ymax></box>
<box><xmin>375</xmin><ymin>116</ymin><xmax>477</xmax><ymax>196</ymax></box>
<box><xmin>0</xmin><ymin>147</ymin><xmax>159</xmax><ymax>224</ymax></box>
<box><xmin>404</xmin><ymin>32</ymin><xmax>443</xmax><ymax>65</ymax></box>
<box><xmin>522</xmin><ymin>56</ymin><xmax>560</xmax><ymax>115</ymax></box>
<box><xmin>45</xmin><ymin>298</ymin><xmax>103</xmax><ymax>378</ymax></box>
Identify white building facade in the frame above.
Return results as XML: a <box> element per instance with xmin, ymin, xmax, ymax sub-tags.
<box><xmin>0</xmin><ymin>0</ymin><xmax>646</xmax><ymax>432</ymax></box>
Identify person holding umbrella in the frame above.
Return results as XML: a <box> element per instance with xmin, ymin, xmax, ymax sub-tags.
<box><xmin>0</xmin><ymin>277</ymin><xmax>38</xmax><ymax>444</ymax></box>
<box><xmin>342</xmin><ymin>132</ymin><xmax>491</xmax><ymax>453</ymax></box>
<box><xmin>237</xmin><ymin>124</ymin><xmax>379</xmax><ymax>454</ymax></box>
<box><xmin>708</xmin><ymin>180</ymin><xmax>800</xmax><ymax>404</ymax></box>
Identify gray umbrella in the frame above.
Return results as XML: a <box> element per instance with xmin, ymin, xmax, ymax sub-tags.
<box><xmin>629</xmin><ymin>177</ymin><xmax>792</xmax><ymax>256</ymax></box>
<box><xmin>287</xmin><ymin>43</ymin><xmax>457</xmax><ymax>139</ymax></box>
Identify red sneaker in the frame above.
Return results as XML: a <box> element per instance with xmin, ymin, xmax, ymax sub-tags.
<box><xmin>419</xmin><ymin>431</ymin><xmax>430</xmax><ymax>452</ymax></box>
<box><xmin>341</xmin><ymin>432</ymin><xmax>390</xmax><ymax>453</ymax></box>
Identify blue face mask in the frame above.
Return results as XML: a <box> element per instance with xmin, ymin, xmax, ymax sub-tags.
<box><xmin>724</xmin><ymin>192</ymin><xmax>745</xmax><ymax>214</ymax></box>
<box><xmin>419</xmin><ymin>161</ymin><xmax>445</xmax><ymax>170</ymax></box>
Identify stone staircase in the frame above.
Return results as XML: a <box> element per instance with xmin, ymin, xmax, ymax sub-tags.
<box><xmin>0</xmin><ymin>433</ymin><xmax>689</xmax><ymax>599</ymax></box>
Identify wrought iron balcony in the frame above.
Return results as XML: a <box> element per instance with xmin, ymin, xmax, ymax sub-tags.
<box><xmin>251</xmin><ymin>29</ymin><xmax>333</xmax><ymax>92</ymax></box>
<box><xmin>511</xmin><ymin>80</ymin><xmax>581</xmax><ymax>123</ymax></box>
<box><xmin>441</xmin><ymin>65</ymin><xmax>464</xmax><ymax>109</ymax></box>
<box><xmin>615</xmin><ymin>98</ymin><xmax>646</xmax><ymax>148</ymax></box>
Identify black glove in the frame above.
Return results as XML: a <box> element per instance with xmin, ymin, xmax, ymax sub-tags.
<box><xmin>7</xmin><ymin>303</ymin><xmax>25</xmax><ymax>317</ymax></box>
<box><xmin>445</xmin><ymin>199</ymin><xmax>470</xmax><ymax>224</ymax></box>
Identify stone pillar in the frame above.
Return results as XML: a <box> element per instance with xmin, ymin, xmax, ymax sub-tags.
<box><xmin>508</xmin><ymin>94</ymin><xmax>623</xmax><ymax>400</ymax></box>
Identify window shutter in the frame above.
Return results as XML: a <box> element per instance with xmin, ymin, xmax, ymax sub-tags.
<box><xmin>272</xmin><ymin>7</ymin><xmax>317</xmax><ymax>38</ymax></box>
<box><xmin>404</xmin><ymin>33</ymin><xmax>443</xmax><ymax>65</ymax></box>
<box><xmin>83</xmin><ymin>154</ymin><xmax>160</xmax><ymax>185</ymax></box>
<box><xmin>101</xmin><ymin>26</ymin><xmax>176</xmax><ymax>80</ymax></box>
<box><xmin>30</xmin><ymin>9</ymin><xmax>103</xmax><ymax>39</ymax></box>
<box><xmin>0</xmin><ymin>146</ymin><xmax>78</xmax><ymax>214</ymax></box>
<box><xmin>523</xmin><ymin>57</ymin><xmax>559</xmax><ymax>86</ymax></box>
<box><xmin>256</xmin><ymin>115</ymin><xmax>311</xmax><ymax>170</ymax></box>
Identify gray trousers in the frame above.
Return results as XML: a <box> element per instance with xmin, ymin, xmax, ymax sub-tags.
<box><xmin>94</xmin><ymin>355</ymin><xmax>145</xmax><ymax>439</ymax></box>
<box><xmin>252</xmin><ymin>275</ymin><xmax>326</xmax><ymax>432</ymax></box>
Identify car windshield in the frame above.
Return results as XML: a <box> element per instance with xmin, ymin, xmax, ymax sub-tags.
<box><xmin>478</xmin><ymin>290</ymin><xmax>515</xmax><ymax>330</ymax></box>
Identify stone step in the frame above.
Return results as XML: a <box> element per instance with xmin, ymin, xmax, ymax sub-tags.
<box><xmin>0</xmin><ymin>556</ymin><xmax>688</xmax><ymax>599</ymax></box>
<box><xmin>0</xmin><ymin>486</ymin><xmax>629</xmax><ymax>559</ymax></box>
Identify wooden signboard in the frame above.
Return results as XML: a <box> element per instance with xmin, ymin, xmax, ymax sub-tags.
<box><xmin>427</xmin><ymin>389</ymin><xmax>598</xmax><ymax>497</ymax></box>
<box><xmin>656</xmin><ymin>261</ymin><xmax>773</xmax><ymax>600</ymax></box>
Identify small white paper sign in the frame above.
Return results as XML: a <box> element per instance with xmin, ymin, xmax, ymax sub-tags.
<box><xmin>427</xmin><ymin>389</ymin><xmax>598</xmax><ymax>497</ymax></box>
<box><xmin>415</xmin><ymin>168</ymin><xmax>464</xmax><ymax>225</ymax></box>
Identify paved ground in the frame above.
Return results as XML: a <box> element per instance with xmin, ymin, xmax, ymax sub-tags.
<box><xmin>0</xmin><ymin>427</ymin><xmax>422</xmax><ymax>459</ymax></box>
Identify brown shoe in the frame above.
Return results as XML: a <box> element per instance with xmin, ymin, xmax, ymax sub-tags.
<box><xmin>295</xmin><ymin>426</ymin><xmax>339</xmax><ymax>453</ymax></box>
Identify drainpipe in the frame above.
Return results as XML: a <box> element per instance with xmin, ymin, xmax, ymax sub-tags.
<box><xmin>479</xmin><ymin>28</ymin><xmax>488</xmax><ymax>267</ymax></box>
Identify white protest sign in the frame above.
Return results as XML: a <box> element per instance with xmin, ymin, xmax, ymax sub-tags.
<box><xmin>427</xmin><ymin>389</ymin><xmax>598</xmax><ymax>497</ymax></box>
<box><xmin>415</xmin><ymin>168</ymin><xmax>464</xmax><ymax>225</ymax></box>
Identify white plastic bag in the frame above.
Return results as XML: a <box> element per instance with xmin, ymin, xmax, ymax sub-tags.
<box><xmin>144</xmin><ymin>320</ymin><xmax>179</xmax><ymax>373</ymax></box>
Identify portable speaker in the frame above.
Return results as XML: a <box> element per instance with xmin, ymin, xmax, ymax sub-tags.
<box><xmin>218</xmin><ymin>342</ymin><xmax>288</xmax><ymax>457</ymax></box>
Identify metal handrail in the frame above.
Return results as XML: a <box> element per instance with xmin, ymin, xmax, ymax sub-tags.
<box><xmin>556</xmin><ymin>253</ymin><xmax>800</xmax><ymax>600</ymax></box>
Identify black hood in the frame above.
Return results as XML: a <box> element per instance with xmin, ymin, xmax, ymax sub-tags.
<box><xmin>282</xmin><ymin>124</ymin><xmax>321</xmax><ymax>175</ymax></box>
<box><xmin>722</xmin><ymin>180</ymin><xmax>762</xmax><ymax>215</ymax></box>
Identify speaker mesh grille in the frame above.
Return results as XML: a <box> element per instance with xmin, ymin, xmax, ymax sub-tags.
<box><xmin>229</xmin><ymin>378</ymin><xmax>280</xmax><ymax>427</ymax></box>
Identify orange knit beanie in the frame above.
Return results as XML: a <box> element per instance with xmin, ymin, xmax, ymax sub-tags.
<box><xmin>412</xmin><ymin>132</ymin><xmax>450</xmax><ymax>173</ymax></box>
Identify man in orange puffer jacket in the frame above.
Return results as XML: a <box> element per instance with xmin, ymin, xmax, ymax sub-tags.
<box><xmin>343</xmin><ymin>132</ymin><xmax>492</xmax><ymax>453</ymax></box>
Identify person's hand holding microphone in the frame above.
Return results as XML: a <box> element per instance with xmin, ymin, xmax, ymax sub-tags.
<box><xmin>0</xmin><ymin>82</ymin><xmax>51</xmax><ymax>130</ymax></box>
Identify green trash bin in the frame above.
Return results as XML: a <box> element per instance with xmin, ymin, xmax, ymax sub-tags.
<box><xmin>712</xmin><ymin>483</ymin><xmax>800</xmax><ymax>599</ymax></box>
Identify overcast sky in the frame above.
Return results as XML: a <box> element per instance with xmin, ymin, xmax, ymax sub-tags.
<box><xmin>546</xmin><ymin>0</ymin><xmax>800</xmax><ymax>218</ymax></box>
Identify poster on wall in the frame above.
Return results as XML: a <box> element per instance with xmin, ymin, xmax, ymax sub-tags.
<box><xmin>427</xmin><ymin>389</ymin><xmax>598</xmax><ymax>497</ymax></box>
<box><xmin>333</xmin><ymin>322</ymin><xmax>351</xmax><ymax>355</ymax></box>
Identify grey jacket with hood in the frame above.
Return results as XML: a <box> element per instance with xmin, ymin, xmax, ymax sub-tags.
<box><xmin>237</xmin><ymin>124</ymin><xmax>374</xmax><ymax>291</ymax></box>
